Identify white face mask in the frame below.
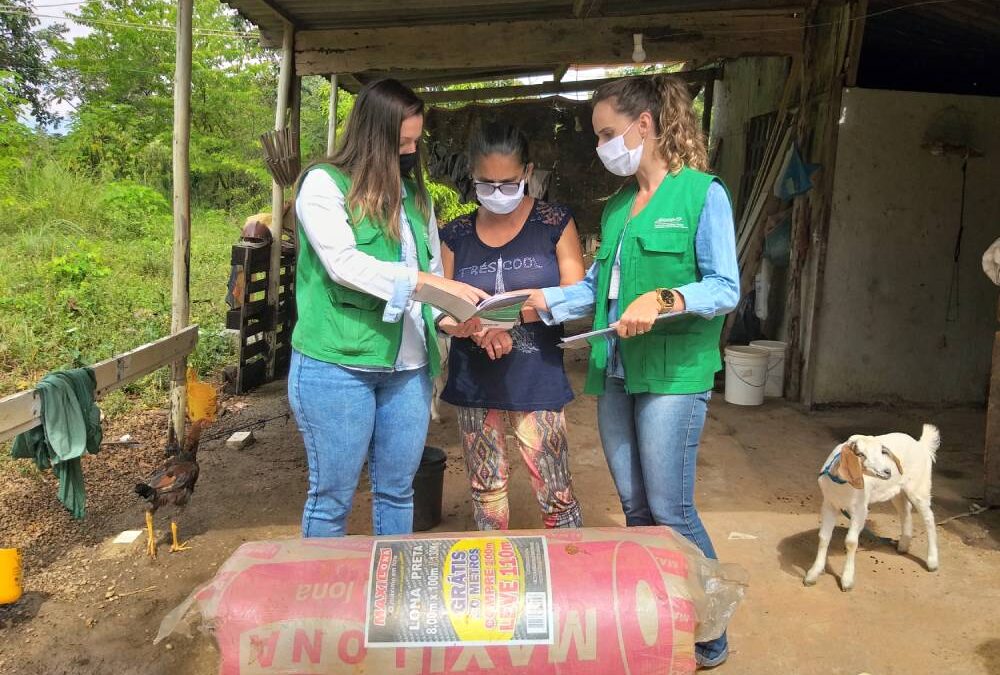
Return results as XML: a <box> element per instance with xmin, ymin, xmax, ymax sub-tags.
<box><xmin>596</xmin><ymin>122</ymin><xmax>644</xmax><ymax>176</ymax></box>
<box><xmin>477</xmin><ymin>179</ymin><xmax>525</xmax><ymax>215</ymax></box>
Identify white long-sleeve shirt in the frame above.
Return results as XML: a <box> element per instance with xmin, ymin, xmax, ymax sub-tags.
<box><xmin>295</xmin><ymin>169</ymin><xmax>442</xmax><ymax>371</ymax></box>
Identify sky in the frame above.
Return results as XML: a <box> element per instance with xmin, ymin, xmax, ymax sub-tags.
<box><xmin>24</xmin><ymin>3</ymin><xmax>621</xmax><ymax>120</ymax></box>
<box><xmin>33</xmin><ymin>1</ymin><xmax>88</xmax><ymax>38</ymax></box>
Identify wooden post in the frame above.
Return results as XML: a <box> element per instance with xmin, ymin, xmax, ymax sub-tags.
<box><xmin>327</xmin><ymin>73</ymin><xmax>339</xmax><ymax>156</ymax></box>
<box><xmin>289</xmin><ymin>75</ymin><xmax>301</xmax><ymax>249</ymax></box>
<box><xmin>783</xmin><ymin>1</ymin><xmax>851</xmax><ymax>404</ymax></box>
<box><xmin>844</xmin><ymin>0</ymin><xmax>868</xmax><ymax>88</ymax></box>
<box><xmin>169</xmin><ymin>0</ymin><xmax>194</xmax><ymax>445</ymax></box>
<box><xmin>290</xmin><ymin>75</ymin><xmax>302</xmax><ymax>153</ymax></box>
<box><xmin>702</xmin><ymin>74</ymin><xmax>715</xmax><ymax>139</ymax></box>
<box><xmin>267</xmin><ymin>21</ymin><xmax>294</xmax><ymax>380</ymax></box>
<box><xmin>986</xmin><ymin>295</ymin><xmax>1000</xmax><ymax>506</ymax></box>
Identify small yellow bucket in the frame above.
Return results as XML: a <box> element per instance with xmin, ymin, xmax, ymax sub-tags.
<box><xmin>0</xmin><ymin>548</ymin><xmax>23</xmax><ymax>604</ymax></box>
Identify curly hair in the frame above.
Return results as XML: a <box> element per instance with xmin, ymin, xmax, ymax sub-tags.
<box><xmin>592</xmin><ymin>74</ymin><xmax>708</xmax><ymax>174</ymax></box>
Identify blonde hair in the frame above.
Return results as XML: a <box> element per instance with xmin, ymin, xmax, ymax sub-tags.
<box><xmin>592</xmin><ymin>74</ymin><xmax>709</xmax><ymax>174</ymax></box>
<box><xmin>309</xmin><ymin>78</ymin><xmax>430</xmax><ymax>239</ymax></box>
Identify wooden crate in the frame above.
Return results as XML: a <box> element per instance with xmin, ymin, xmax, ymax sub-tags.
<box><xmin>226</xmin><ymin>240</ymin><xmax>296</xmax><ymax>393</ymax></box>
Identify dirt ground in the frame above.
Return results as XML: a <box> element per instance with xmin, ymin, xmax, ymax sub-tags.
<box><xmin>1</xmin><ymin>352</ymin><xmax>998</xmax><ymax>674</ymax></box>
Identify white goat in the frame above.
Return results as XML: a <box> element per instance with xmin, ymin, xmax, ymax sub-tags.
<box><xmin>804</xmin><ymin>424</ymin><xmax>940</xmax><ymax>591</ymax></box>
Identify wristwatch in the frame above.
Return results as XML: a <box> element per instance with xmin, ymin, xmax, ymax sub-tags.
<box><xmin>655</xmin><ymin>288</ymin><xmax>676</xmax><ymax>313</ymax></box>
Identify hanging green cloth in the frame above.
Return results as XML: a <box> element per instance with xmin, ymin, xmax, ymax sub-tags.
<box><xmin>11</xmin><ymin>368</ymin><xmax>102</xmax><ymax>519</ymax></box>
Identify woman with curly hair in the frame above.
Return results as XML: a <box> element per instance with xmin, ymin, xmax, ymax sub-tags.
<box><xmin>526</xmin><ymin>75</ymin><xmax>739</xmax><ymax>669</ymax></box>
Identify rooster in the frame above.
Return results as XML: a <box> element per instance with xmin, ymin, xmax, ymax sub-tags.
<box><xmin>137</xmin><ymin>369</ymin><xmax>217</xmax><ymax>558</ymax></box>
<box><xmin>136</xmin><ymin>419</ymin><xmax>206</xmax><ymax>557</ymax></box>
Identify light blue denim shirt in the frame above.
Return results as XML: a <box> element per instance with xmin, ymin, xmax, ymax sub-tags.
<box><xmin>541</xmin><ymin>182</ymin><xmax>739</xmax><ymax>377</ymax></box>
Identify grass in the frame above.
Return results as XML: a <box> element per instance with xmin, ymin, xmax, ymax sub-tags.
<box><xmin>0</xmin><ymin>158</ymin><xmax>237</xmax><ymax>415</ymax></box>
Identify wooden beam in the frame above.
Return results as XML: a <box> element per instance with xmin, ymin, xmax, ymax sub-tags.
<box><xmin>844</xmin><ymin>0</ymin><xmax>867</xmax><ymax>88</ymax></box>
<box><xmin>334</xmin><ymin>72</ymin><xmax>365</xmax><ymax>92</ymax></box>
<box><xmin>553</xmin><ymin>64</ymin><xmax>571</xmax><ymax>83</ymax></box>
<box><xmin>290</xmin><ymin>74</ymin><xmax>302</xmax><ymax>160</ymax></box>
<box><xmin>295</xmin><ymin>10</ymin><xmax>803</xmax><ymax>75</ymax></box>
<box><xmin>170</xmin><ymin>0</ymin><xmax>193</xmax><ymax>445</ymax></box>
<box><xmin>986</xmin><ymin>296</ymin><xmax>1000</xmax><ymax>506</ymax></box>
<box><xmin>327</xmin><ymin>74</ymin><xmax>339</xmax><ymax>155</ymax></box>
<box><xmin>268</xmin><ymin>21</ymin><xmax>294</xmax><ymax>381</ymax></box>
<box><xmin>421</xmin><ymin>69</ymin><xmax>717</xmax><ymax>104</ymax></box>
<box><xmin>573</xmin><ymin>0</ymin><xmax>603</xmax><ymax>18</ymax></box>
<box><xmin>256</xmin><ymin>0</ymin><xmax>299</xmax><ymax>26</ymax></box>
<box><xmin>0</xmin><ymin>327</ymin><xmax>199</xmax><ymax>444</ymax></box>
<box><xmin>784</xmin><ymin>2</ymin><xmax>852</xmax><ymax>405</ymax></box>
<box><xmin>701</xmin><ymin>73</ymin><xmax>716</xmax><ymax>138</ymax></box>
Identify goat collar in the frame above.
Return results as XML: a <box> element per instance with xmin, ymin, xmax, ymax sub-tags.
<box><xmin>819</xmin><ymin>449</ymin><xmax>905</xmax><ymax>486</ymax></box>
<box><xmin>819</xmin><ymin>452</ymin><xmax>848</xmax><ymax>484</ymax></box>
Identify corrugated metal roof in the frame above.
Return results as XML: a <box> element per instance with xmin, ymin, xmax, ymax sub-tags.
<box><xmin>226</xmin><ymin>0</ymin><xmax>804</xmax><ymax>46</ymax></box>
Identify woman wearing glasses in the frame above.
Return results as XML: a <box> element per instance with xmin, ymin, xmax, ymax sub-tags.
<box><xmin>439</xmin><ymin>122</ymin><xmax>586</xmax><ymax>531</ymax></box>
<box><xmin>290</xmin><ymin>79</ymin><xmax>486</xmax><ymax>539</ymax></box>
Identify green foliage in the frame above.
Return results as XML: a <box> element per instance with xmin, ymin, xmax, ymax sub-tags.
<box><xmin>44</xmin><ymin>246</ymin><xmax>111</xmax><ymax>286</ymax></box>
<box><xmin>0</xmin><ymin>0</ymin><xmax>66</xmax><ymax>126</ymax></box>
<box><xmin>0</xmin><ymin>157</ymin><xmax>235</xmax><ymax>407</ymax></box>
<box><xmin>426</xmin><ymin>179</ymin><xmax>476</xmax><ymax>224</ymax></box>
<box><xmin>0</xmin><ymin>73</ymin><xmax>32</xmax><ymax>181</ymax></box>
<box><xmin>298</xmin><ymin>76</ymin><xmax>356</xmax><ymax>162</ymax></box>
<box><xmin>99</xmin><ymin>181</ymin><xmax>171</xmax><ymax>238</ymax></box>
<box><xmin>56</xmin><ymin>0</ymin><xmax>277</xmax><ymax>212</ymax></box>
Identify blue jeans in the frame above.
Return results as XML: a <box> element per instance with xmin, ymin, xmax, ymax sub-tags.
<box><xmin>597</xmin><ymin>376</ymin><xmax>728</xmax><ymax>664</ymax></box>
<box><xmin>288</xmin><ymin>350</ymin><xmax>432</xmax><ymax>538</ymax></box>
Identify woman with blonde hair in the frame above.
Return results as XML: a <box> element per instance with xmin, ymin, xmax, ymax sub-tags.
<box><xmin>290</xmin><ymin>79</ymin><xmax>485</xmax><ymax>539</ymax></box>
<box><xmin>527</xmin><ymin>75</ymin><xmax>739</xmax><ymax>669</ymax></box>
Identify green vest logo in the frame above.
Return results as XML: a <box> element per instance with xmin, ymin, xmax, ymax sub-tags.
<box><xmin>654</xmin><ymin>217</ymin><xmax>687</xmax><ymax>229</ymax></box>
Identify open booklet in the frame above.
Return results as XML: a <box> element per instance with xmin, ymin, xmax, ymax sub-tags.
<box><xmin>413</xmin><ymin>287</ymin><xmax>531</xmax><ymax>330</ymax></box>
<box><xmin>559</xmin><ymin>312</ymin><xmax>691</xmax><ymax>350</ymax></box>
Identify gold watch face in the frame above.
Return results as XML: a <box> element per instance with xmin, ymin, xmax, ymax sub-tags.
<box><xmin>659</xmin><ymin>289</ymin><xmax>674</xmax><ymax>308</ymax></box>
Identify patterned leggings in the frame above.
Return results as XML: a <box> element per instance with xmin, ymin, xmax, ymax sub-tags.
<box><xmin>457</xmin><ymin>407</ymin><xmax>582</xmax><ymax>530</ymax></box>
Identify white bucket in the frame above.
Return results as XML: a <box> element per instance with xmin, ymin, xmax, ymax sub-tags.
<box><xmin>750</xmin><ymin>339</ymin><xmax>788</xmax><ymax>398</ymax></box>
<box><xmin>724</xmin><ymin>346</ymin><xmax>770</xmax><ymax>406</ymax></box>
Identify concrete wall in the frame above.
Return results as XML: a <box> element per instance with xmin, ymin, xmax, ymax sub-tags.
<box><xmin>812</xmin><ymin>88</ymin><xmax>1000</xmax><ymax>404</ymax></box>
<box><xmin>711</xmin><ymin>57</ymin><xmax>790</xmax><ymax>201</ymax></box>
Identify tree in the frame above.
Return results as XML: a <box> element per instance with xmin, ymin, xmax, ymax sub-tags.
<box><xmin>0</xmin><ymin>72</ymin><xmax>33</xmax><ymax>180</ymax></box>
<box><xmin>0</xmin><ymin>0</ymin><xmax>66</xmax><ymax>126</ymax></box>
<box><xmin>57</xmin><ymin>0</ymin><xmax>278</xmax><ymax>209</ymax></box>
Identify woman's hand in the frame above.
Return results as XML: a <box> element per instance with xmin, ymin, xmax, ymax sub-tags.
<box><xmin>617</xmin><ymin>291</ymin><xmax>660</xmax><ymax>338</ymax></box>
<box><xmin>438</xmin><ymin>316</ymin><xmax>482</xmax><ymax>338</ymax></box>
<box><xmin>473</xmin><ymin>328</ymin><xmax>514</xmax><ymax>360</ymax></box>
<box><xmin>523</xmin><ymin>288</ymin><xmax>549</xmax><ymax>313</ymax></box>
<box><xmin>417</xmin><ymin>272</ymin><xmax>490</xmax><ymax>306</ymax></box>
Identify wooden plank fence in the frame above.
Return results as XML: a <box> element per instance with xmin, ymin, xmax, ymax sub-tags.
<box><xmin>0</xmin><ymin>325</ymin><xmax>199</xmax><ymax>444</ymax></box>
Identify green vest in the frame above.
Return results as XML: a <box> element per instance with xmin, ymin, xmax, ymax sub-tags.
<box><xmin>585</xmin><ymin>167</ymin><xmax>727</xmax><ymax>396</ymax></box>
<box><xmin>291</xmin><ymin>164</ymin><xmax>441</xmax><ymax>376</ymax></box>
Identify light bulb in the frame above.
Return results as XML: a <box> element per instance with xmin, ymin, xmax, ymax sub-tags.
<box><xmin>632</xmin><ymin>33</ymin><xmax>646</xmax><ymax>63</ymax></box>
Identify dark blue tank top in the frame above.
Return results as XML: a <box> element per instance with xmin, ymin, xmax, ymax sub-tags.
<box><xmin>440</xmin><ymin>200</ymin><xmax>575</xmax><ymax>411</ymax></box>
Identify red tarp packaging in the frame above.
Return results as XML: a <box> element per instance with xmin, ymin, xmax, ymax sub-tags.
<box><xmin>157</xmin><ymin>526</ymin><xmax>747</xmax><ymax>674</ymax></box>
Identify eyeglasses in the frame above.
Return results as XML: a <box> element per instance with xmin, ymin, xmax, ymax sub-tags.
<box><xmin>473</xmin><ymin>179</ymin><xmax>523</xmax><ymax>198</ymax></box>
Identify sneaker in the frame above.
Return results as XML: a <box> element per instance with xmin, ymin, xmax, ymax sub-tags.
<box><xmin>695</xmin><ymin>647</ymin><xmax>729</xmax><ymax>670</ymax></box>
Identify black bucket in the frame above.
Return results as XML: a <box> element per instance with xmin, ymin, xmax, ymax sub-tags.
<box><xmin>412</xmin><ymin>446</ymin><xmax>446</xmax><ymax>532</ymax></box>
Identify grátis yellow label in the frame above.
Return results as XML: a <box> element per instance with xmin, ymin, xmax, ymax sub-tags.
<box><xmin>442</xmin><ymin>537</ymin><xmax>524</xmax><ymax>642</ymax></box>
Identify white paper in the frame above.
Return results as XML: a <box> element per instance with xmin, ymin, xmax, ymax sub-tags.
<box><xmin>113</xmin><ymin>530</ymin><xmax>144</xmax><ymax>545</ymax></box>
<box><xmin>558</xmin><ymin>312</ymin><xmax>690</xmax><ymax>350</ymax></box>
<box><xmin>413</xmin><ymin>287</ymin><xmax>530</xmax><ymax>326</ymax></box>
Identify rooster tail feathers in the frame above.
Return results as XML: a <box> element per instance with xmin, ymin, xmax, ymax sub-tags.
<box><xmin>135</xmin><ymin>483</ymin><xmax>155</xmax><ymax>500</ymax></box>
